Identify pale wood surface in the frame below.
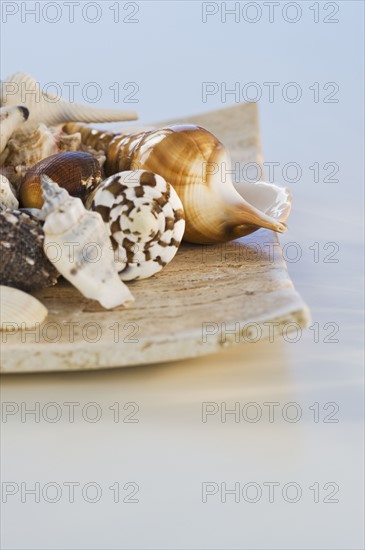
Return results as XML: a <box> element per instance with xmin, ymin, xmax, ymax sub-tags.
<box><xmin>0</xmin><ymin>104</ymin><xmax>310</xmax><ymax>373</ymax></box>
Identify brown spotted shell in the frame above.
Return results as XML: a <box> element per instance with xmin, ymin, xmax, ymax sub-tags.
<box><xmin>0</xmin><ymin>209</ymin><xmax>59</xmax><ymax>292</ymax></box>
<box><xmin>86</xmin><ymin>170</ymin><xmax>185</xmax><ymax>281</ymax></box>
<box><xmin>19</xmin><ymin>152</ymin><xmax>102</xmax><ymax>209</ymax></box>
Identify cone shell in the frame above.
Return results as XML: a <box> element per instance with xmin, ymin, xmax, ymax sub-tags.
<box><xmin>0</xmin><ymin>285</ymin><xmax>47</xmax><ymax>330</ymax></box>
<box><xmin>20</xmin><ymin>152</ymin><xmax>102</xmax><ymax>208</ymax></box>
<box><xmin>0</xmin><ymin>209</ymin><xmax>59</xmax><ymax>292</ymax></box>
<box><xmin>87</xmin><ymin>170</ymin><xmax>185</xmax><ymax>281</ymax></box>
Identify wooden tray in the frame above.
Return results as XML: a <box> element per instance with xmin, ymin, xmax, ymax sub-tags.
<box><xmin>0</xmin><ymin>104</ymin><xmax>310</xmax><ymax>373</ymax></box>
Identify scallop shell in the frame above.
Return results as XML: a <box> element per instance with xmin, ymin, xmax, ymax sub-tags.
<box><xmin>86</xmin><ymin>170</ymin><xmax>185</xmax><ymax>281</ymax></box>
<box><xmin>0</xmin><ymin>285</ymin><xmax>47</xmax><ymax>331</ymax></box>
<box><xmin>0</xmin><ymin>209</ymin><xmax>59</xmax><ymax>292</ymax></box>
<box><xmin>41</xmin><ymin>176</ymin><xmax>134</xmax><ymax>309</ymax></box>
<box><xmin>1</xmin><ymin>73</ymin><xmax>138</xmax><ymax>130</ymax></box>
<box><xmin>20</xmin><ymin>152</ymin><xmax>102</xmax><ymax>208</ymax></box>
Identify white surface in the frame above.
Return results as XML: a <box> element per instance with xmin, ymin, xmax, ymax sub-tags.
<box><xmin>0</xmin><ymin>1</ymin><xmax>364</xmax><ymax>549</ymax></box>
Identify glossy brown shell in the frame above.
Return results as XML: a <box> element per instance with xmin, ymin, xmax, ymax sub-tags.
<box><xmin>19</xmin><ymin>152</ymin><xmax>102</xmax><ymax>208</ymax></box>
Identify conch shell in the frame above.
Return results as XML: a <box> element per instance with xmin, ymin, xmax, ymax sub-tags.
<box><xmin>1</xmin><ymin>73</ymin><xmax>138</xmax><ymax>130</ymax></box>
<box><xmin>64</xmin><ymin>123</ymin><xmax>291</xmax><ymax>244</ymax></box>
<box><xmin>86</xmin><ymin>170</ymin><xmax>185</xmax><ymax>280</ymax></box>
<box><xmin>20</xmin><ymin>151</ymin><xmax>102</xmax><ymax>208</ymax></box>
<box><xmin>0</xmin><ymin>105</ymin><xmax>29</xmax><ymax>154</ymax></box>
<box><xmin>41</xmin><ymin>176</ymin><xmax>134</xmax><ymax>309</ymax></box>
<box><xmin>0</xmin><ymin>285</ymin><xmax>48</xmax><ymax>331</ymax></box>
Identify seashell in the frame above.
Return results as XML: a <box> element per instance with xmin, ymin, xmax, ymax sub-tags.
<box><xmin>1</xmin><ymin>73</ymin><xmax>138</xmax><ymax>130</ymax></box>
<box><xmin>0</xmin><ymin>285</ymin><xmax>48</xmax><ymax>331</ymax></box>
<box><xmin>0</xmin><ymin>105</ymin><xmax>29</xmax><ymax>154</ymax></box>
<box><xmin>64</xmin><ymin>123</ymin><xmax>291</xmax><ymax>244</ymax></box>
<box><xmin>41</xmin><ymin>176</ymin><xmax>134</xmax><ymax>309</ymax></box>
<box><xmin>0</xmin><ymin>174</ymin><xmax>18</xmax><ymax>209</ymax></box>
<box><xmin>1</xmin><ymin>123</ymin><xmax>83</xmax><ymax>182</ymax></box>
<box><xmin>86</xmin><ymin>170</ymin><xmax>185</xmax><ymax>281</ymax></box>
<box><xmin>0</xmin><ymin>209</ymin><xmax>59</xmax><ymax>292</ymax></box>
<box><xmin>20</xmin><ymin>151</ymin><xmax>102</xmax><ymax>208</ymax></box>
<box><xmin>1</xmin><ymin>123</ymin><xmax>61</xmax><ymax>184</ymax></box>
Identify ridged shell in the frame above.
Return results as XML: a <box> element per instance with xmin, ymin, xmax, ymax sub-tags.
<box><xmin>86</xmin><ymin>170</ymin><xmax>185</xmax><ymax>281</ymax></box>
<box><xmin>0</xmin><ymin>285</ymin><xmax>48</xmax><ymax>330</ymax></box>
<box><xmin>20</xmin><ymin>152</ymin><xmax>102</xmax><ymax>208</ymax></box>
<box><xmin>0</xmin><ymin>209</ymin><xmax>59</xmax><ymax>292</ymax></box>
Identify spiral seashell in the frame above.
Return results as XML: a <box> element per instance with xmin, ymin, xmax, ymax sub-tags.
<box><xmin>64</xmin><ymin>123</ymin><xmax>291</xmax><ymax>244</ymax></box>
<box><xmin>86</xmin><ymin>170</ymin><xmax>185</xmax><ymax>281</ymax></box>
<box><xmin>0</xmin><ymin>209</ymin><xmax>59</xmax><ymax>292</ymax></box>
<box><xmin>0</xmin><ymin>286</ymin><xmax>48</xmax><ymax>331</ymax></box>
<box><xmin>20</xmin><ymin>151</ymin><xmax>102</xmax><ymax>209</ymax></box>
<box><xmin>1</xmin><ymin>73</ymin><xmax>138</xmax><ymax>130</ymax></box>
<box><xmin>0</xmin><ymin>105</ymin><xmax>29</xmax><ymax>154</ymax></box>
<box><xmin>41</xmin><ymin>176</ymin><xmax>134</xmax><ymax>309</ymax></box>
<box><xmin>0</xmin><ymin>175</ymin><xmax>18</xmax><ymax>209</ymax></box>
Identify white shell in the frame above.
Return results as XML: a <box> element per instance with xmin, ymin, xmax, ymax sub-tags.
<box><xmin>234</xmin><ymin>180</ymin><xmax>292</xmax><ymax>222</ymax></box>
<box><xmin>41</xmin><ymin>176</ymin><xmax>134</xmax><ymax>309</ymax></box>
<box><xmin>0</xmin><ymin>73</ymin><xmax>138</xmax><ymax>130</ymax></box>
<box><xmin>0</xmin><ymin>105</ymin><xmax>28</xmax><ymax>154</ymax></box>
<box><xmin>0</xmin><ymin>285</ymin><xmax>48</xmax><ymax>330</ymax></box>
<box><xmin>87</xmin><ymin>170</ymin><xmax>186</xmax><ymax>281</ymax></box>
<box><xmin>0</xmin><ymin>175</ymin><xmax>18</xmax><ymax>209</ymax></box>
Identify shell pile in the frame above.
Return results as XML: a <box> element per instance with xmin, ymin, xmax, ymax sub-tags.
<box><xmin>0</xmin><ymin>71</ymin><xmax>292</xmax><ymax>330</ymax></box>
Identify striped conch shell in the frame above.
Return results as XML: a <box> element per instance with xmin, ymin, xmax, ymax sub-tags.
<box><xmin>1</xmin><ymin>73</ymin><xmax>138</xmax><ymax>131</ymax></box>
<box><xmin>63</xmin><ymin>123</ymin><xmax>291</xmax><ymax>244</ymax></box>
<box><xmin>41</xmin><ymin>176</ymin><xmax>134</xmax><ymax>309</ymax></box>
<box><xmin>86</xmin><ymin>170</ymin><xmax>185</xmax><ymax>281</ymax></box>
<box><xmin>0</xmin><ymin>105</ymin><xmax>29</xmax><ymax>154</ymax></box>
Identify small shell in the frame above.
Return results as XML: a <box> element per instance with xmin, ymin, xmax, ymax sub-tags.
<box><xmin>0</xmin><ymin>175</ymin><xmax>18</xmax><ymax>209</ymax></box>
<box><xmin>87</xmin><ymin>171</ymin><xmax>185</xmax><ymax>281</ymax></box>
<box><xmin>41</xmin><ymin>176</ymin><xmax>134</xmax><ymax>309</ymax></box>
<box><xmin>0</xmin><ymin>209</ymin><xmax>59</xmax><ymax>292</ymax></box>
<box><xmin>1</xmin><ymin>73</ymin><xmax>138</xmax><ymax>130</ymax></box>
<box><xmin>0</xmin><ymin>105</ymin><xmax>29</xmax><ymax>154</ymax></box>
<box><xmin>1</xmin><ymin>125</ymin><xmax>83</xmax><ymax>189</ymax></box>
<box><xmin>0</xmin><ymin>285</ymin><xmax>47</xmax><ymax>331</ymax></box>
<box><xmin>20</xmin><ymin>151</ymin><xmax>102</xmax><ymax>209</ymax></box>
